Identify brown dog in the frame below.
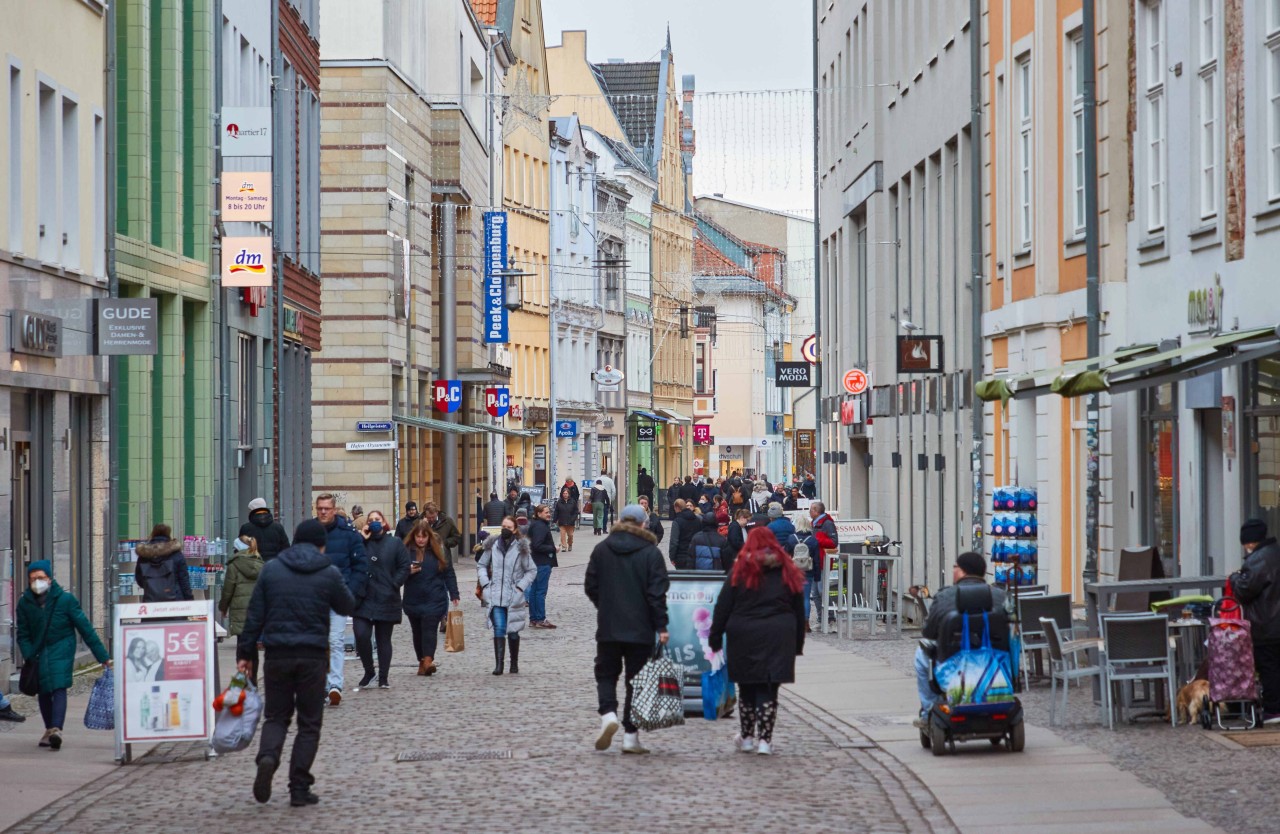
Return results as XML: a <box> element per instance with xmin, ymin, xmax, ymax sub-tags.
<box><xmin>1175</xmin><ymin>679</ymin><xmax>1211</xmax><ymax>725</ymax></box>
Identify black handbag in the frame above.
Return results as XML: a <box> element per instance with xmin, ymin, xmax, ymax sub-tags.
<box><xmin>18</xmin><ymin>597</ymin><xmax>59</xmax><ymax>696</ymax></box>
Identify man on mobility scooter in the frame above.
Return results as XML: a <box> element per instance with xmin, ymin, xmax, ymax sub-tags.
<box><xmin>913</xmin><ymin>551</ymin><xmax>1025</xmax><ymax>754</ymax></box>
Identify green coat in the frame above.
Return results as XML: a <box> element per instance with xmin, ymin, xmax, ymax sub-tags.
<box><xmin>219</xmin><ymin>552</ymin><xmax>264</xmax><ymax>636</ymax></box>
<box><xmin>16</xmin><ymin>582</ymin><xmax>109</xmax><ymax>693</ymax></box>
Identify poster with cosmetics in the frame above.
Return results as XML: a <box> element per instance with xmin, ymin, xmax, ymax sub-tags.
<box><xmin>114</xmin><ymin>601</ymin><xmax>215</xmax><ymax>744</ymax></box>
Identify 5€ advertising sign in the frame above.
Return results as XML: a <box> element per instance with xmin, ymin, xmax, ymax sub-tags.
<box><xmin>486</xmin><ymin>387</ymin><xmax>511</xmax><ymax>418</ymax></box>
<box><xmin>433</xmin><ymin>380</ymin><xmax>462</xmax><ymax>414</ymax></box>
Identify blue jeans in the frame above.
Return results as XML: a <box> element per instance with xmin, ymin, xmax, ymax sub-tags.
<box><xmin>38</xmin><ymin>688</ymin><xmax>68</xmax><ymax>730</ymax></box>
<box><xmin>0</xmin><ymin>691</ymin><xmax>11</xmax><ymax>709</ymax></box>
<box><xmin>328</xmin><ymin>610</ymin><xmax>346</xmax><ymax>692</ymax></box>
<box><xmin>803</xmin><ymin>578</ymin><xmax>813</xmax><ymax>620</ymax></box>
<box><xmin>915</xmin><ymin>646</ymin><xmax>940</xmax><ymax>716</ymax></box>
<box><xmin>525</xmin><ymin>565</ymin><xmax>552</xmax><ymax>623</ymax></box>
<box><xmin>491</xmin><ymin>606</ymin><xmax>509</xmax><ymax>637</ymax></box>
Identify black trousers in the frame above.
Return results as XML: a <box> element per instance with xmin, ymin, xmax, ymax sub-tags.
<box><xmin>595</xmin><ymin>641</ymin><xmax>652</xmax><ymax>733</ymax></box>
<box><xmin>1255</xmin><ymin>642</ymin><xmax>1280</xmax><ymax>713</ymax></box>
<box><xmin>408</xmin><ymin>613</ymin><xmax>443</xmax><ymax>661</ymax></box>
<box><xmin>257</xmin><ymin>654</ymin><xmax>327</xmax><ymax>795</ymax></box>
<box><xmin>353</xmin><ymin>617</ymin><xmax>395</xmax><ymax>682</ymax></box>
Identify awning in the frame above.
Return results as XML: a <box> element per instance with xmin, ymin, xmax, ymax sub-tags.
<box><xmin>628</xmin><ymin>409</ymin><xmax>668</xmax><ymax>422</ymax></box>
<box><xmin>393</xmin><ymin>414</ymin><xmax>486</xmax><ymax>435</ymax></box>
<box><xmin>1053</xmin><ymin>326</ymin><xmax>1280</xmax><ymax>398</ymax></box>
<box><xmin>482</xmin><ymin>424</ymin><xmax>541</xmax><ymax>438</ymax></box>
<box><xmin>655</xmin><ymin>407</ymin><xmax>691</xmax><ymax>422</ymax></box>
<box><xmin>975</xmin><ymin>343</ymin><xmax>1157</xmax><ymax>403</ymax></box>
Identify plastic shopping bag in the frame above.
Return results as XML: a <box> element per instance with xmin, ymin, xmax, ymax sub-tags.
<box><xmin>83</xmin><ymin>671</ymin><xmax>115</xmax><ymax>730</ymax></box>
<box><xmin>700</xmin><ymin>658</ymin><xmax>734</xmax><ymax>720</ymax></box>
<box><xmin>934</xmin><ymin>612</ymin><xmax>1015</xmax><ymax>706</ymax></box>
<box><xmin>631</xmin><ymin>650</ymin><xmax>685</xmax><ymax>731</ymax></box>
<box><xmin>211</xmin><ymin>673</ymin><xmax>263</xmax><ymax>754</ymax></box>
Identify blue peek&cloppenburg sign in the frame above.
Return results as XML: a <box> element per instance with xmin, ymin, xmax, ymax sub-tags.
<box><xmin>483</xmin><ymin>211</ymin><xmax>508</xmax><ymax>344</ymax></box>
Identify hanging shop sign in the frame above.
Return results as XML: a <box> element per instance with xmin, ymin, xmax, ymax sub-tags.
<box><xmin>432</xmin><ymin>379</ymin><xmax>463</xmax><ymax>414</ymax></box>
<box><xmin>113</xmin><ymin>601</ymin><xmax>216</xmax><ymax>747</ymax></box>
<box><xmin>842</xmin><ymin>368</ymin><xmax>869</xmax><ymax>395</ymax></box>
<box><xmin>897</xmin><ymin>335</ymin><xmax>944</xmax><ymax>374</ymax></box>
<box><xmin>840</xmin><ymin>400</ymin><xmax>861</xmax><ymax>425</ymax></box>
<box><xmin>510</xmin><ymin>404</ymin><xmax>524</xmax><ymax>421</ymax></box>
<box><xmin>533</xmin><ymin>445</ymin><xmax>547</xmax><ymax>470</ymax></box>
<box><xmin>555</xmin><ymin>420</ymin><xmax>578</xmax><ymax>438</ymax></box>
<box><xmin>483</xmin><ymin>211</ymin><xmax>509</xmax><ymax>344</ymax></box>
<box><xmin>10</xmin><ymin>309</ymin><xmax>62</xmax><ymax>358</ymax></box>
<box><xmin>220</xmin><ymin>107</ymin><xmax>272</xmax><ymax>157</ymax></box>
<box><xmin>96</xmin><ymin>298</ymin><xmax>158</xmax><ymax>356</ymax></box>
<box><xmin>800</xmin><ymin>333</ymin><xmax>819</xmax><ymax>363</ymax></box>
<box><xmin>693</xmin><ymin>424</ymin><xmax>712</xmax><ymax>445</ymax></box>
<box><xmin>635</xmin><ymin>424</ymin><xmax>657</xmax><ymax>442</ymax></box>
<box><xmin>775</xmin><ymin>361</ymin><xmax>816</xmax><ymax>388</ymax></box>
<box><xmin>595</xmin><ymin>365</ymin><xmax>625</xmax><ymax>392</ymax></box>
<box><xmin>486</xmin><ymin>387</ymin><xmax>511</xmax><ymax>418</ymax></box>
<box><xmin>1188</xmin><ymin>273</ymin><xmax>1224</xmax><ymax>334</ymax></box>
<box><xmin>221</xmin><ymin>237</ymin><xmax>272</xmax><ymax>288</ymax></box>
<box><xmin>797</xmin><ymin>429</ymin><xmax>815</xmax><ymax>450</ymax></box>
<box><xmin>692</xmin><ymin>458</ymin><xmax>704</xmax><ymax>472</ymax></box>
<box><xmin>220</xmin><ymin>171</ymin><xmax>272</xmax><ymax>222</ymax></box>
<box><xmin>240</xmin><ymin>286</ymin><xmax>268</xmax><ymax>316</ymax></box>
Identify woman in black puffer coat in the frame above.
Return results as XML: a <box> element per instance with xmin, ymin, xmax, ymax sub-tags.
<box><xmin>402</xmin><ymin>519</ymin><xmax>459</xmax><ymax>676</ymax></box>
<box><xmin>353</xmin><ymin>510</ymin><xmax>411</xmax><ymax>688</ymax></box>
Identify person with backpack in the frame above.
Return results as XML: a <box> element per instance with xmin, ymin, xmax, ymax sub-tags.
<box><xmin>17</xmin><ymin>560</ymin><xmax>111</xmax><ymax>751</ymax></box>
<box><xmin>134</xmin><ymin>523</ymin><xmax>193</xmax><ymax>603</ymax></box>
<box><xmin>749</xmin><ymin>482</ymin><xmax>772</xmax><ymax>514</ymax></box>
<box><xmin>766</xmin><ymin>503</ymin><xmax>798</xmax><ymax>554</ymax></box>
<box><xmin>690</xmin><ymin>514</ymin><xmax>729</xmax><ymax>571</ymax></box>
<box><xmin>668</xmin><ymin>499</ymin><xmax>700</xmax><ymax>570</ymax></box>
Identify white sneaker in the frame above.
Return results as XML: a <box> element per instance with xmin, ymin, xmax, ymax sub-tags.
<box><xmin>622</xmin><ymin>732</ymin><xmax>649</xmax><ymax>754</ymax></box>
<box><xmin>756</xmin><ymin>740</ymin><xmax>772</xmax><ymax>756</ymax></box>
<box><xmin>736</xmin><ymin>734</ymin><xmax>756</xmax><ymax>753</ymax></box>
<box><xmin>595</xmin><ymin>712</ymin><xmax>620</xmax><ymax>750</ymax></box>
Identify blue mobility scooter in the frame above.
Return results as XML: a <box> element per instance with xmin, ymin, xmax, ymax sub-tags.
<box><xmin>918</xmin><ymin>583</ymin><xmax>1025</xmax><ymax>755</ymax></box>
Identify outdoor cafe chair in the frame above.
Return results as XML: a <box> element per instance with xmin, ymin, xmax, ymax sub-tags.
<box><xmin>1100</xmin><ymin>613</ymin><xmax>1177</xmax><ymax>729</ymax></box>
<box><xmin>1018</xmin><ymin>593</ymin><xmax>1073</xmax><ymax>680</ymax></box>
<box><xmin>1041</xmin><ymin>617</ymin><xmax>1103</xmax><ymax>726</ymax></box>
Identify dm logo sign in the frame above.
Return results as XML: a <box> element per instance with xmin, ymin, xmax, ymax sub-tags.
<box><xmin>486</xmin><ymin>387</ymin><xmax>510</xmax><ymax>418</ymax></box>
<box><xmin>221</xmin><ymin>237</ymin><xmax>272</xmax><ymax>287</ymax></box>
<box><xmin>433</xmin><ymin>380</ymin><xmax>463</xmax><ymax>414</ymax></box>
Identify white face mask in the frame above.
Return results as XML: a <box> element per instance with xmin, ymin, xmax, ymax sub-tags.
<box><xmin>31</xmin><ymin>579</ymin><xmax>51</xmax><ymax>595</ymax></box>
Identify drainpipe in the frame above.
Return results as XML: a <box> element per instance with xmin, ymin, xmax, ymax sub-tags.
<box><xmin>271</xmin><ymin>0</ymin><xmax>283</xmax><ymax>517</ymax></box>
<box><xmin>1082</xmin><ymin>0</ymin><xmax>1102</xmax><ymax>624</ymax></box>
<box><xmin>811</xmin><ymin>0</ymin><xmax>824</xmax><ymax>500</ymax></box>
<box><xmin>214</xmin><ymin>0</ymin><xmax>230</xmax><ymax>549</ymax></box>
<box><xmin>105</xmin><ymin>0</ymin><xmax>119</xmax><ymax>650</ymax></box>
<box><xmin>969</xmin><ymin>0</ymin><xmax>985</xmax><ymax>553</ymax></box>
<box><xmin>441</xmin><ymin>201</ymin><xmax>458</xmax><ymax>520</ymax></box>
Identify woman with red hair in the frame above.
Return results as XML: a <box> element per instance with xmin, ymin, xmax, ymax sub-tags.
<box><xmin>708</xmin><ymin>527</ymin><xmax>806</xmax><ymax>755</ymax></box>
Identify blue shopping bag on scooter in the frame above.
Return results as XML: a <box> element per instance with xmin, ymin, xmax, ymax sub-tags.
<box><xmin>934</xmin><ymin>612</ymin><xmax>1015</xmax><ymax>706</ymax></box>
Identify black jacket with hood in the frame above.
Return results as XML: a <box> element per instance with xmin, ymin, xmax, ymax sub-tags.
<box><xmin>134</xmin><ymin>537</ymin><xmax>194</xmax><ymax>602</ymax></box>
<box><xmin>1230</xmin><ymin>537</ymin><xmax>1280</xmax><ymax>644</ymax></box>
<box><xmin>237</xmin><ymin>542</ymin><xmax>356</xmax><ymax>660</ymax></box>
<box><xmin>239</xmin><ymin>510</ymin><xmax>291</xmax><ymax>561</ymax></box>
<box><xmin>669</xmin><ymin>507</ymin><xmax>700</xmax><ymax>569</ymax></box>
<box><xmin>690</xmin><ymin>514</ymin><xmax>729</xmax><ymax>571</ymax></box>
<box><xmin>584</xmin><ymin>521</ymin><xmax>670</xmax><ymax>644</ymax></box>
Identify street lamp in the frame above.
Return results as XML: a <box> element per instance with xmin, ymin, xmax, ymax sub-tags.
<box><xmin>494</xmin><ymin>268</ymin><xmax>535</xmax><ymax>312</ymax></box>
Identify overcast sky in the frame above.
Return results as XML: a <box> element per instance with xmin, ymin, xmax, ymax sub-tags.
<box><xmin>542</xmin><ymin>0</ymin><xmax>814</xmax><ymax>214</ymax></box>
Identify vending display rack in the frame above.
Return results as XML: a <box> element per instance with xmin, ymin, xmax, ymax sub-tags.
<box><xmin>114</xmin><ymin>536</ymin><xmax>228</xmax><ymax>602</ymax></box>
<box><xmin>989</xmin><ymin>485</ymin><xmax>1039</xmax><ymax>587</ymax></box>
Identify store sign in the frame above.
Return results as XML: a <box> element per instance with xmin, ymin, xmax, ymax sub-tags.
<box><xmin>797</xmin><ymin>429</ymin><xmax>814</xmax><ymax>450</ymax></box>
<box><xmin>221</xmin><ymin>237</ymin><xmax>272</xmax><ymax>287</ymax></box>
<box><xmin>666</xmin><ymin>575</ymin><xmax>728</xmax><ymax>677</ymax></box>
<box><xmin>220</xmin><ymin>107</ymin><xmax>272</xmax><ymax>157</ymax></box>
<box><xmin>596</xmin><ymin>365</ymin><xmax>624</xmax><ymax>392</ymax></box>
<box><xmin>1188</xmin><ymin>273</ymin><xmax>1224</xmax><ymax>334</ymax></box>
<box><xmin>483</xmin><ymin>211</ymin><xmax>509</xmax><ymax>344</ymax></box>
<box><xmin>432</xmin><ymin>379</ymin><xmax>463</xmax><ymax>414</ymax></box>
<box><xmin>801</xmin><ymin>333</ymin><xmax>818</xmax><ymax>363</ymax></box>
<box><xmin>555</xmin><ymin>420</ymin><xmax>578</xmax><ymax>438</ymax></box>
<box><xmin>840</xmin><ymin>400</ymin><xmax>861</xmax><ymax>425</ymax></box>
<box><xmin>693</xmin><ymin>458</ymin><xmax>704</xmax><ymax>472</ymax></box>
<box><xmin>842</xmin><ymin>368</ymin><xmax>869</xmax><ymax>395</ymax></box>
<box><xmin>96</xmin><ymin>299</ymin><xmax>158</xmax><ymax>356</ymax></box>
<box><xmin>510</xmin><ymin>404</ymin><xmax>524</xmax><ymax>421</ymax></box>
<box><xmin>486</xmin><ymin>387</ymin><xmax>511</xmax><ymax>418</ymax></box>
<box><xmin>775</xmin><ymin>361</ymin><xmax>815</xmax><ymax>387</ymax></box>
<box><xmin>241</xmin><ymin>286</ymin><xmax>268</xmax><ymax>316</ymax></box>
<box><xmin>693</xmin><ymin>424</ymin><xmax>712</xmax><ymax>445</ymax></box>
<box><xmin>10</xmin><ymin>309</ymin><xmax>62</xmax><ymax>357</ymax></box>
<box><xmin>635</xmin><ymin>424</ymin><xmax>656</xmax><ymax>442</ymax></box>
<box><xmin>283</xmin><ymin>305</ymin><xmax>302</xmax><ymax>338</ymax></box>
<box><xmin>533</xmin><ymin>445</ymin><xmax>547</xmax><ymax>470</ymax></box>
<box><xmin>220</xmin><ymin>171</ymin><xmax>272</xmax><ymax>222</ymax></box>
<box><xmin>114</xmin><ymin>601</ymin><xmax>216</xmax><ymax>745</ymax></box>
<box><xmin>897</xmin><ymin>335</ymin><xmax>944</xmax><ymax>374</ymax></box>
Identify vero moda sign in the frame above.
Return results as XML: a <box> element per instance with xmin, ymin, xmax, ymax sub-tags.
<box><xmin>483</xmin><ymin>212</ymin><xmax>508</xmax><ymax>344</ymax></box>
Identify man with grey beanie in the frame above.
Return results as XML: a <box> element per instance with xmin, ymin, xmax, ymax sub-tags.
<box><xmin>1229</xmin><ymin>518</ymin><xmax>1280</xmax><ymax>721</ymax></box>
<box><xmin>585</xmin><ymin>504</ymin><xmax>670</xmax><ymax>754</ymax></box>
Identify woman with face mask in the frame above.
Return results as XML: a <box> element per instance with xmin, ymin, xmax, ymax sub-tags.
<box><xmin>476</xmin><ymin>516</ymin><xmax>537</xmax><ymax>675</ymax></box>
<box><xmin>17</xmin><ymin>561</ymin><xmax>111</xmax><ymax>751</ymax></box>
<box><xmin>352</xmin><ymin>510</ymin><xmax>411</xmax><ymax>689</ymax></box>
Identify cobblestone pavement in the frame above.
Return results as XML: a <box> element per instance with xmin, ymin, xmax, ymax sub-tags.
<box><xmin>7</xmin><ymin>553</ymin><xmax>956</xmax><ymax>834</ymax></box>
<box><xmin>808</xmin><ymin>622</ymin><xmax>1279</xmax><ymax>834</ymax></box>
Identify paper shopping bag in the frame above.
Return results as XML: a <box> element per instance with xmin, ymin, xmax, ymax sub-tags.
<box><xmin>444</xmin><ymin>609</ymin><xmax>465</xmax><ymax>653</ymax></box>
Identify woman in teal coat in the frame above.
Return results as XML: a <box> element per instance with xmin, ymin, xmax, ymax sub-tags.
<box><xmin>16</xmin><ymin>560</ymin><xmax>111</xmax><ymax>751</ymax></box>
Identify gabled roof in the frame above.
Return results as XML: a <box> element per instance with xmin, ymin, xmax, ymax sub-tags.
<box><xmin>586</xmin><ymin>127</ymin><xmax>650</xmax><ymax>175</ymax></box>
<box><xmin>468</xmin><ymin>0</ymin><xmax>496</xmax><ymax>25</ymax></box>
<box><xmin>470</xmin><ymin>0</ymin><xmax>516</xmax><ymax>36</ymax></box>
<box><xmin>592</xmin><ymin>61</ymin><xmax>662</xmax><ymax>158</ymax></box>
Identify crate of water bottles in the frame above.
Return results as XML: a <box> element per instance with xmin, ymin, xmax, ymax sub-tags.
<box><xmin>989</xmin><ymin>485</ymin><xmax>1039</xmax><ymax>587</ymax></box>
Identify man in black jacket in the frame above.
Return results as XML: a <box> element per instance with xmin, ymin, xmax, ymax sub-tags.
<box><xmin>424</xmin><ymin>502</ymin><xmax>462</xmax><ymax>567</ymax></box>
<box><xmin>678</xmin><ymin>475</ymin><xmax>701</xmax><ymax>504</ymax></box>
<box><xmin>238</xmin><ymin>519</ymin><xmax>355</xmax><ymax>807</ymax></box>
<box><xmin>393</xmin><ymin>501</ymin><xmax>419</xmax><ymax>540</ymax></box>
<box><xmin>585</xmin><ymin>504</ymin><xmax>669</xmax><ymax>755</ymax></box>
<box><xmin>314</xmin><ymin>494</ymin><xmax>367</xmax><ymax>706</ymax></box>
<box><xmin>241</xmin><ymin>498</ymin><xmax>291</xmax><ymax>561</ymax></box>
<box><xmin>502</xmin><ymin>487</ymin><xmax>521</xmax><ymax>520</ymax></box>
<box><xmin>668</xmin><ymin>499</ymin><xmax>700</xmax><ymax>569</ymax></box>
<box><xmin>526</xmin><ymin>503</ymin><xmax>560</xmax><ymax>628</ymax></box>
<box><xmin>482</xmin><ymin>492</ymin><xmax>508</xmax><ymax>526</ymax></box>
<box><xmin>636</xmin><ymin>467</ymin><xmax>655</xmax><ymax>505</ymax></box>
<box><xmin>723</xmin><ymin>508</ymin><xmax>752</xmax><ymax>573</ymax></box>
<box><xmin>1230</xmin><ymin>518</ymin><xmax>1280</xmax><ymax>720</ymax></box>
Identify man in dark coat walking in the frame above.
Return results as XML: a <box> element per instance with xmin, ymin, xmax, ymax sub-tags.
<box><xmin>424</xmin><ymin>502</ymin><xmax>462</xmax><ymax>567</ymax></box>
<box><xmin>483</xmin><ymin>492</ymin><xmax>508</xmax><ymax>526</ymax></box>
<box><xmin>240</xmin><ymin>498</ymin><xmax>291</xmax><ymax>561</ymax></box>
<box><xmin>636</xmin><ymin>467</ymin><xmax>655</xmax><ymax>505</ymax></box>
<box><xmin>239</xmin><ymin>519</ymin><xmax>356</xmax><ymax>807</ymax></box>
<box><xmin>1230</xmin><ymin>518</ymin><xmax>1280</xmax><ymax>720</ymax></box>
<box><xmin>502</xmin><ymin>487</ymin><xmax>521</xmax><ymax>519</ymax></box>
<box><xmin>314</xmin><ymin>494</ymin><xmax>367</xmax><ymax>706</ymax></box>
<box><xmin>668</xmin><ymin>499</ymin><xmax>700</xmax><ymax>569</ymax></box>
<box><xmin>585</xmin><ymin>504</ymin><xmax>669</xmax><ymax>755</ymax></box>
<box><xmin>678</xmin><ymin>475</ymin><xmax>701</xmax><ymax>504</ymax></box>
<box><xmin>394</xmin><ymin>501</ymin><xmax>420</xmax><ymax>540</ymax></box>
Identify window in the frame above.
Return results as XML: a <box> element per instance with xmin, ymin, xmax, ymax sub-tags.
<box><xmin>238</xmin><ymin>335</ymin><xmax>254</xmax><ymax>446</ymax></box>
<box><xmin>1140</xmin><ymin>0</ymin><xmax>1166</xmax><ymax>231</ymax></box>
<box><xmin>93</xmin><ymin>113</ymin><xmax>104</xmax><ymax>277</ymax></box>
<box><xmin>37</xmin><ymin>80</ymin><xmax>57</xmax><ymax>262</ymax></box>
<box><xmin>1268</xmin><ymin>2</ymin><xmax>1280</xmax><ymax>200</ymax></box>
<box><xmin>1015</xmin><ymin>54</ymin><xmax>1033</xmax><ymax>251</ymax></box>
<box><xmin>1198</xmin><ymin>0</ymin><xmax>1219</xmax><ymax>219</ymax></box>
<box><xmin>1067</xmin><ymin>31</ymin><xmax>1086</xmax><ymax>237</ymax></box>
<box><xmin>694</xmin><ymin>342</ymin><xmax>706</xmax><ymax>393</ymax></box>
<box><xmin>61</xmin><ymin>96</ymin><xmax>79</xmax><ymax>269</ymax></box>
<box><xmin>8</xmin><ymin>64</ymin><xmax>20</xmax><ymax>251</ymax></box>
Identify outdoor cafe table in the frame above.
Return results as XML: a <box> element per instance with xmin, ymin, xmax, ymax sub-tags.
<box><xmin>1084</xmin><ymin>576</ymin><xmax>1228</xmax><ymax>626</ymax></box>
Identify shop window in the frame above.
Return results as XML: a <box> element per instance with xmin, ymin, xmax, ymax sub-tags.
<box><xmin>1142</xmin><ymin>383</ymin><xmax>1178</xmax><ymax>574</ymax></box>
<box><xmin>1246</xmin><ymin>358</ymin><xmax>1280</xmax><ymax>537</ymax></box>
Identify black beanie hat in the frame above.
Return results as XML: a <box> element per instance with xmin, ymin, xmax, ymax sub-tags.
<box><xmin>1241</xmin><ymin>518</ymin><xmax>1268</xmax><ymax>545</ymax></box>
<box><xmin>955</xmin><ymin>551</ymin><xmax>987</xmax><ymax>577</ymax></box>
<box><xmin>295</xmin><ymin>518</ymin><xmax>328</xmax><ymax>549</ymax></box>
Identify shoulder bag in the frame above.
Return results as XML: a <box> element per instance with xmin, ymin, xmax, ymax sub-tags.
<box><xmin>19</xmin><ymin>596</ymin><xmax>60</xmax><ymax>696</ymax></box>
